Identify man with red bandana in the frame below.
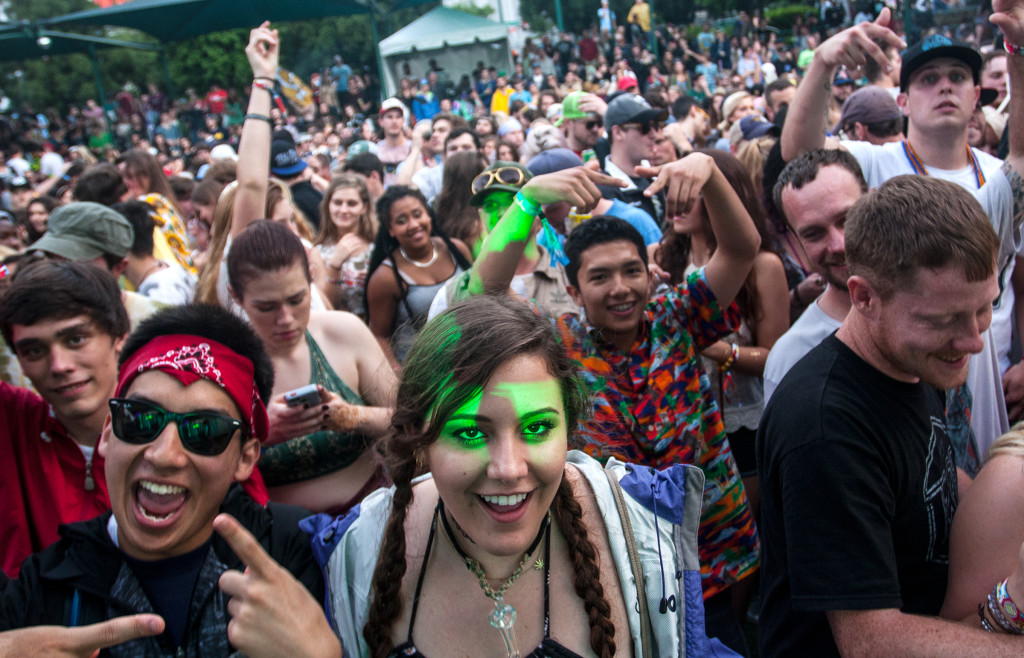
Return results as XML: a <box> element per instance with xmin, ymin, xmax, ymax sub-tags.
<box><xmin>0</xmin><ymin>303</ymin><xmax>321</xmax><ymax>657</ymax></box>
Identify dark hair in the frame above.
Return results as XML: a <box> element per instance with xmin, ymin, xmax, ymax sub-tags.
<box><xmin>73</xmin><ymin>163</ymin><xmax>128</xmax><ymax>206</ymax></box>
<box><xmin>846</xmin><ymin>175</ymin><xmax>998</xmax><ymax>299</ymax></box>
<box><xmin>564</xmin><ymin>216</ymin><xmax>647</xmax><ymax>288</ymax></box>
<box><xmin>655</xmin><ymin>149</ymin><xmax>774</xmax><ymax>336</ymax></box>
<box><xmin>227</xmin><ymin>221</ymin><xmax>310</xmax><ymax>299</ymax></box>
<box><xmin>433</xmin><ymin>150</ymin><xmax>489</xmax><ymax>245</ymax></box>
<box><xmin>119</xmin><ymin>303</ymin><xmax>274</xmax><ymax>404</ymax></box>
<box><xmin>763</xmin><ymin>78</ymin><xmax>795</xmax><ymax>106</ymax></box>
<box><xmin>121</xmin><ymin>149</ymin><xmax>181</xmax><ymax>214</ymax></box>
<box><xmin>364</xmin><ymin>186</ymin><xmax>471</xmax><ymax>321</ymax></box>
<box><xmin>191</xmin><ymin>178</ymin><xmax>225</xmax><ymax>210</ymax></box>
<box><xmin>0</xmin><ymin>259</ymin><xmax>129</xmax><ymax>348</ymax></box>
<box><xmin>201</xmin><ymin>161</ymin><xmax>238</xmax><ymax>187</ymax></box>
<box><xmin>773</xmin><ymin>149</ymin><xmax>868</xmax><ymax>232</ymax></box>
<box><xmin>858</xmin><ymin>117</ymin><xmax>903</xmax><ymax>139</ymax></box>
<box><xmin>363</xmin><ymin>295</ymin><xmax>616</xmax><ymax>658</ymax></box>
<box><xmin>671</xmin><ymin>95</ymin><xmax>697</xmax><ymax>120</ymax></box>
<box><xmin>343</xmin><ymin>152</ymin><xmax>385</xmax><ymax>182</ymax></box>
<box><xmin>113</xmin><ymin>200</ymin><xmax>158</xmax><ymax>258</ymax></box>
<box><xmin>168</xmin><ymin>175</ymin><xmax>196</xmax><ymax>206</ymax></box>
<box><xmin>444</xmin><ymin>127</ymin><xmax>481</xmax><ymax>153</ymax></box>
<box><xmin>497</xmin><ymin>139</ymin><xmax>520</xmax><ymax>162</ymax></box>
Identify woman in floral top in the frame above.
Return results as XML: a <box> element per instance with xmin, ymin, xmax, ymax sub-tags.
<box><xmin>315</xmin><ymin>174</ymin><xmax>376</xmax><ymax>318</ymax></box>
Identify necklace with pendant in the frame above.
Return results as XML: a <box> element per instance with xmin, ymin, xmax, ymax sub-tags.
<box><xmin>437</xmin><ymin>500</ymin><xmax>549</xmax><ymax>658</ymax></box>
<box><xmin>399</xmin><ymin>241</ymin><xmax>438</xmax><ymax>268</ymax></box>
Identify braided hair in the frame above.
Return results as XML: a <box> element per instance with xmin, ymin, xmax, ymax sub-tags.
<box><xmin>363</xmin><ymin>296</ymin><xmax>615</xmax><ymax>656</ymax></box>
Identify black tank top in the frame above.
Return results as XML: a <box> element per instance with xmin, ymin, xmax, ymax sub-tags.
<box><xmin>387</xmin><ymin>508</ymin><xmax>586</xmax><ymax>658</ymax></box>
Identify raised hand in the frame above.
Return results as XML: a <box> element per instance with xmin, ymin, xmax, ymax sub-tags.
<box><xmin>992</xmin><ymin>0</ymin><xmax>1024</xmax><ymax>48</ymax></box>
<box><xmin>636</xmin><ymin>151</ymin><xmax>716</xmax><ymax>218</ymax></box>
<box><xmin>519</xmin><ymin>166</ymin><xmax>624</xmax><ymax>210</ymax></box>
<box><xmin>0</xmin><ymin>615</ymin><xmax>164</xmax><ymax>657</ymax></box>
<box><xmin>246</xmin><ymin>21</ymin><xmax>280</xmax><ymax>81</ymax></box>
<box><xmin>215</xmin><ymin>514</ymin><xmax>342</xmax><ymax>658</ymax></box>
<box><xmin>813</xmin><ymin>9</ymin><xmax>904</xmax><ymax>74</ymax></box>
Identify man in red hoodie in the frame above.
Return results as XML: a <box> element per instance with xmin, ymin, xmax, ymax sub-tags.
<box><xmin>0</xmin><ymin>259</ymin><xmax>127</xmax><ymax>577</ymax></box>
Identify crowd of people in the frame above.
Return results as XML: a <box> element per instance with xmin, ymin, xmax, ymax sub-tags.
<box><xmin>3</xmin><ymin>0</ymin><xmax>1024</xmax><ymax>655</ymax></box>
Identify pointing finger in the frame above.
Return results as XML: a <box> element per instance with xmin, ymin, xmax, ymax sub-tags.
<box><xmin>213</xmin><ymin>514</ymin><xmax>277</xmax><ymax>577</ymax></box>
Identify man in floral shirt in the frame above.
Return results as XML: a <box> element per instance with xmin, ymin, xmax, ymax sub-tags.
<box><xmin>461</xmin><ymin>156</ymin><xmax>761</xmax><ymax>654</ymax></box>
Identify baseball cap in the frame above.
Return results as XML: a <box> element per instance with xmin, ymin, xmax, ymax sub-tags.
<box><xmin>526</xmin><ymin>148</ymin><xmax>584</xmax><ymax>176</ymax></box>
<box><xmin>270</xmin><ymin>140</ymin><xmax>307</xmax><ymax>177</ymax></box>
<box><xmin>497</xmin><ymin>118</ymin><xmax>524</xmax><ymax>137</ymax></box>
<box><xmin>210</xmin><ymin>143</ymin><xmax>238</xmax><ymax>162</ymax></box>
<box><xmin>30</xmin><ymin>202</ymin><xmax>134</xmax><ymax>261</ymax></box>
<box><xmin>469</xmin><ymin>161</ymin><xmax>532</xmax><ymax>206</ymax></box>
<box><xmin>555</xmin><ymin>91</ymin><xmax>591</xmax><ymax>127</ymax></box>
<box><xmin>604</xmin><ymin>93</ymin><xmax>669</xmax><ymax>128</ymax></box>
<box><xmin>617</xmin><ymin>76</ymin><xmax>640</xmax><ymax>92</ymax></box>
<box><xmin>899</xmin><ymin>35</ymin><xmax>981</xmax><ymax>91</ymax></box>
<box><xmin>9</xmin><ymin>176</ymin><xmax>30</xmax><ymax>190</ymax></box>
<box><xmin>379</xmin><ymin>97</ymin><xmax>409</xmax><ymax>124</ymax></box>
<box><xmin>734</xmin><ymin>115</ymin><xmax>780</xmax><ymax>145</ymax></box>
<box><xmin>346</xmin><ymin>140</ymin><xmax>380</xmax><ymax>157</ymax></box>
<box><xmin>832</xmin><ymin>85</ymin><xmax>901</xmax><ymax>133</ymax></box>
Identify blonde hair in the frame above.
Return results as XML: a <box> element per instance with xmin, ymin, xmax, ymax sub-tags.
<box><xmin>194</xmin><ymin>182</ymin><xmax>238</xmax><ymax>305</ymax></box>
<box><xmin>988</xmin><ymin>421</ymin><xmax>1024</xmax><ymax>461</ymax></box>
<box><xmin>266</xmin><ymin>178</ymin><xmax>315</xmax><ymax>242</ymax></box>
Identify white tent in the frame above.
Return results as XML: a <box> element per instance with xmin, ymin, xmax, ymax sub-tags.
<box><xmin>379</xmin><ymin>6</ymin><xmax>512</xmax><ymax>99</ymax></box>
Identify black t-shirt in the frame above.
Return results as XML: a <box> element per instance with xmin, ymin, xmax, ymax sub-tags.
<box><xmin>756</xmin><ymin>334</ymin><xmax>958</xmax><ymax>658</ymax></box>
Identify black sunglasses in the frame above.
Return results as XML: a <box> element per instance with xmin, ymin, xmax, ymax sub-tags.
<box><xmin>585</xmin><ymin>119</ymin><xmax>603</xmax><ymax>130</ymax></box>
<box><xmin>108</xmin><ymin>398</ymin><xmax>245</xmax><ymax>456</ymax></box>
<box><xmin>620</xmin><ymin>121</ymin><xmax>664</xmax><ymax>135</ymax></box>
<box><xmin>471</xmin><ymin>166</ymin><xmax>527</xmax><ymax>195</ymax></box>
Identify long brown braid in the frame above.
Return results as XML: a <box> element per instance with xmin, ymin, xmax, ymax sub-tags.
<box><xmin>362</xmin><ymin>296</ymin><xmax>592</xmax><ymax>656</ymax></box>
<box><xmin>552</xmin><ymin>475</ymin><xmax>616</xmax><ymax>657</ymax></box>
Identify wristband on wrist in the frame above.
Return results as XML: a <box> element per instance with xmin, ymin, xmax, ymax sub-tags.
<box><xmin>244</xmin><ymin>113</ymin><xmax>273</xmax><ymax>124</ymax></box>
<box><xmin>718</xmin><ymin>343</ymin><xmax>740</xmax><ymax>372</ymax></box>
<box><xmin>252</xmin><ymin>78</ymin><xmax>274</xmax><ymax>93</ymax></box>
<box><xmin>514</xmin><ymin>191</ymin><xmax>542</xmax><ymax>217</ymax></box>
<box><xmin>254</xmin><ymin>76</ymin><xmax>275</xmax><ymax>82</ymax></box>
<box><xmin>1006</xmin><ymin>40</ymin><xmax>1024</xmax><ymax>56</ymax></box>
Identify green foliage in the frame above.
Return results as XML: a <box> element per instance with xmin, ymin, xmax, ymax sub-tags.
<box><xmin>447</xmin><ymin>1</ymin><xmax>494</xmax><ymax>19</ymax></box>
<box><xmin>766</xmin><ymin>4</ymin><xmax>814</xmax><ymax>31</ymax></box>
<box><xmin>166</xmin><ymin>30</ymin><xmax>251</xmax><ymax>91</ymax></box>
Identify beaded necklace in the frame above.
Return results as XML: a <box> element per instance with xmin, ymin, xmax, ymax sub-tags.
<box><xmin>437</xmin><ymin>500</ymin><xmax>550</xmax><ymax>658</ymax></box>
<box><xmin>901</xmin><ymin>139</ymin><xmax>985</xmax><ymax>188</ymax></box>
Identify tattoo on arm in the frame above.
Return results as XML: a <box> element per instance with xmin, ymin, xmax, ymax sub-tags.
<box><xmin>1002</xmin><ymin>160</ymin><xmax>1024</xmax><ymax>235</ymax></box>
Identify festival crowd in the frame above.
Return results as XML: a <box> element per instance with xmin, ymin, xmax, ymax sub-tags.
<box><xmin>2</xmin><ymin>0</ymin><xmax>1024</xmax><ymax>655</ymax></box>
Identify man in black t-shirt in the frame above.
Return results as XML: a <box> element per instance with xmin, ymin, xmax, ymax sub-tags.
<box><xmin>758</xmin><ymin>175</ymin><xmax>1024</xmax><ymax>656</ymax></box>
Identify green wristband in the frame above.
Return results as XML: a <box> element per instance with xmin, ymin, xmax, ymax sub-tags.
<box><xmin>514</xmin><ymin>191</ymin><xmax>541</xmax><ymax>217</ymax></box>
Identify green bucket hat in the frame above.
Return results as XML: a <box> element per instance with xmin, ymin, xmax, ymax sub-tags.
<box><xmin>30</xmin><ymin>202</ymin><xmax>134</xmax><ymax>261</ymax></box>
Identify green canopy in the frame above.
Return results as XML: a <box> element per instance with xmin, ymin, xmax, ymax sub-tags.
<box><xmin>0</xmin><ymin>25</ymin><xmax>160</xmax><ymax>62</ymax></box>
<box><xmin>42</xmin><ymin>0</ymin><xmax>391</xmax><ymax>44</ymax></box>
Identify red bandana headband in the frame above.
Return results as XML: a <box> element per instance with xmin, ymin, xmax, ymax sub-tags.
<box><xmin>116</xmin><ymin>334</ymin><xmax>270</xmax><ymax>443</ymax></box>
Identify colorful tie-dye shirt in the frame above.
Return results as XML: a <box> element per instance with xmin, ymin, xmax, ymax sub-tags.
<box><xmin>549</xmin><ymin>266</ymin><xmax>759</xmax><ymax>597</ymax></box>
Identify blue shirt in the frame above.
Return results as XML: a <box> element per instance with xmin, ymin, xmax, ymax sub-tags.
<box><xmin>606</xmin><ymin>199</ymin><xmax>663</xmax><ymax>245</ymax></box>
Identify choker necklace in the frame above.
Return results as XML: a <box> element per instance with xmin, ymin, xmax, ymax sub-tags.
<box><xmin>438</xmin><ymin>500</ymin><xmax>549</xmax><ymax>658</ymax></box>
<box><xmin>399</xmin><ymin>241</ymin><xmax>438</xmax><ymax>268</ymax></box>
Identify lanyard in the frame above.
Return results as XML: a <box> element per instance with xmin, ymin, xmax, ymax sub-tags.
<box><xmin>902</xmin><ymin>140</ymin><xmax>985</xmax><ymax>189</ymax></box>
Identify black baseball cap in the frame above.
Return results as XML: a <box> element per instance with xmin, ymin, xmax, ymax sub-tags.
<box><xmin>900</xmin><ymin>35</ymin><xmax>981</xmax><ymax>92</ymax></box>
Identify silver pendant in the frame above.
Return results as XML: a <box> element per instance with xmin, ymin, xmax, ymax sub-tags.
<box><xmin>488</xmin><ymin>597</ymin><xmax>519</xmax><ymax>658</ymax></box>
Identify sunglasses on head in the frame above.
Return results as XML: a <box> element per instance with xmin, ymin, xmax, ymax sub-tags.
<box><xmin>471</xmin><ymin>166</ymin><xmax>526</xmax><ymax>195</ymax></box>
<box><xmin>620</xmin><ymin>121</ymin><xmax>664</xmax><ymax>135</ymax></box>
<box><xmin>108</xmin><ymin>398</ymin><xmax>246</xmax><ymax>456</ymax></box>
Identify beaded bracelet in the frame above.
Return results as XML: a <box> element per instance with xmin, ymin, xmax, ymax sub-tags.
<box><xmin>244</xmin><ymin>113</ymin><xmax>273</xmax><ymax>124</ymax></box>
<box><xmin>1006</xmin><ymin>40</ymin><xmax>1024</xmax><ymax>57</ymax></box>
<box><xmin>718</xmin><ymin>343</ymin><xmax>740</xmax><ymax>372</ymax></box>
<box><xmin>514</xmin><ymin>191</ymin><xmax>541</xmax><ymax>217</ymax></box>
<box><xmin>995</xmin><ymin>579</ymin><xmax>1024</xmax><ymax>632</ymax></box>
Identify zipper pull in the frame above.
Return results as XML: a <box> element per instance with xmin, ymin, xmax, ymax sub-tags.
<box><xmin>84</xmin><ymin>456</ymin><xmax>95</xmax><ymax>491</ymax></box>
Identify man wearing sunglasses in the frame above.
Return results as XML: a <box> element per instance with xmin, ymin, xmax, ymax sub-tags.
<box><xmin>599</xmin><ymin>93</ymin><xmax>669</xmax><ymax>224</ymax></box>
<box><xmin>556</xmin><ymin>91</ymin><xmax>607</xmax><ymax>159</ymax></box>
<box><xmin>0</xmin><ymin>303</ymin><xmax>322</xmax><ymax>656</ymax></box>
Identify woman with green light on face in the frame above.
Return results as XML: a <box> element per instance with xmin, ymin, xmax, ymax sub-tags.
<box><xmin>209</xmin><ymin>295</ymin><xmax>730</xmax><ymax>658</ymax></box>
